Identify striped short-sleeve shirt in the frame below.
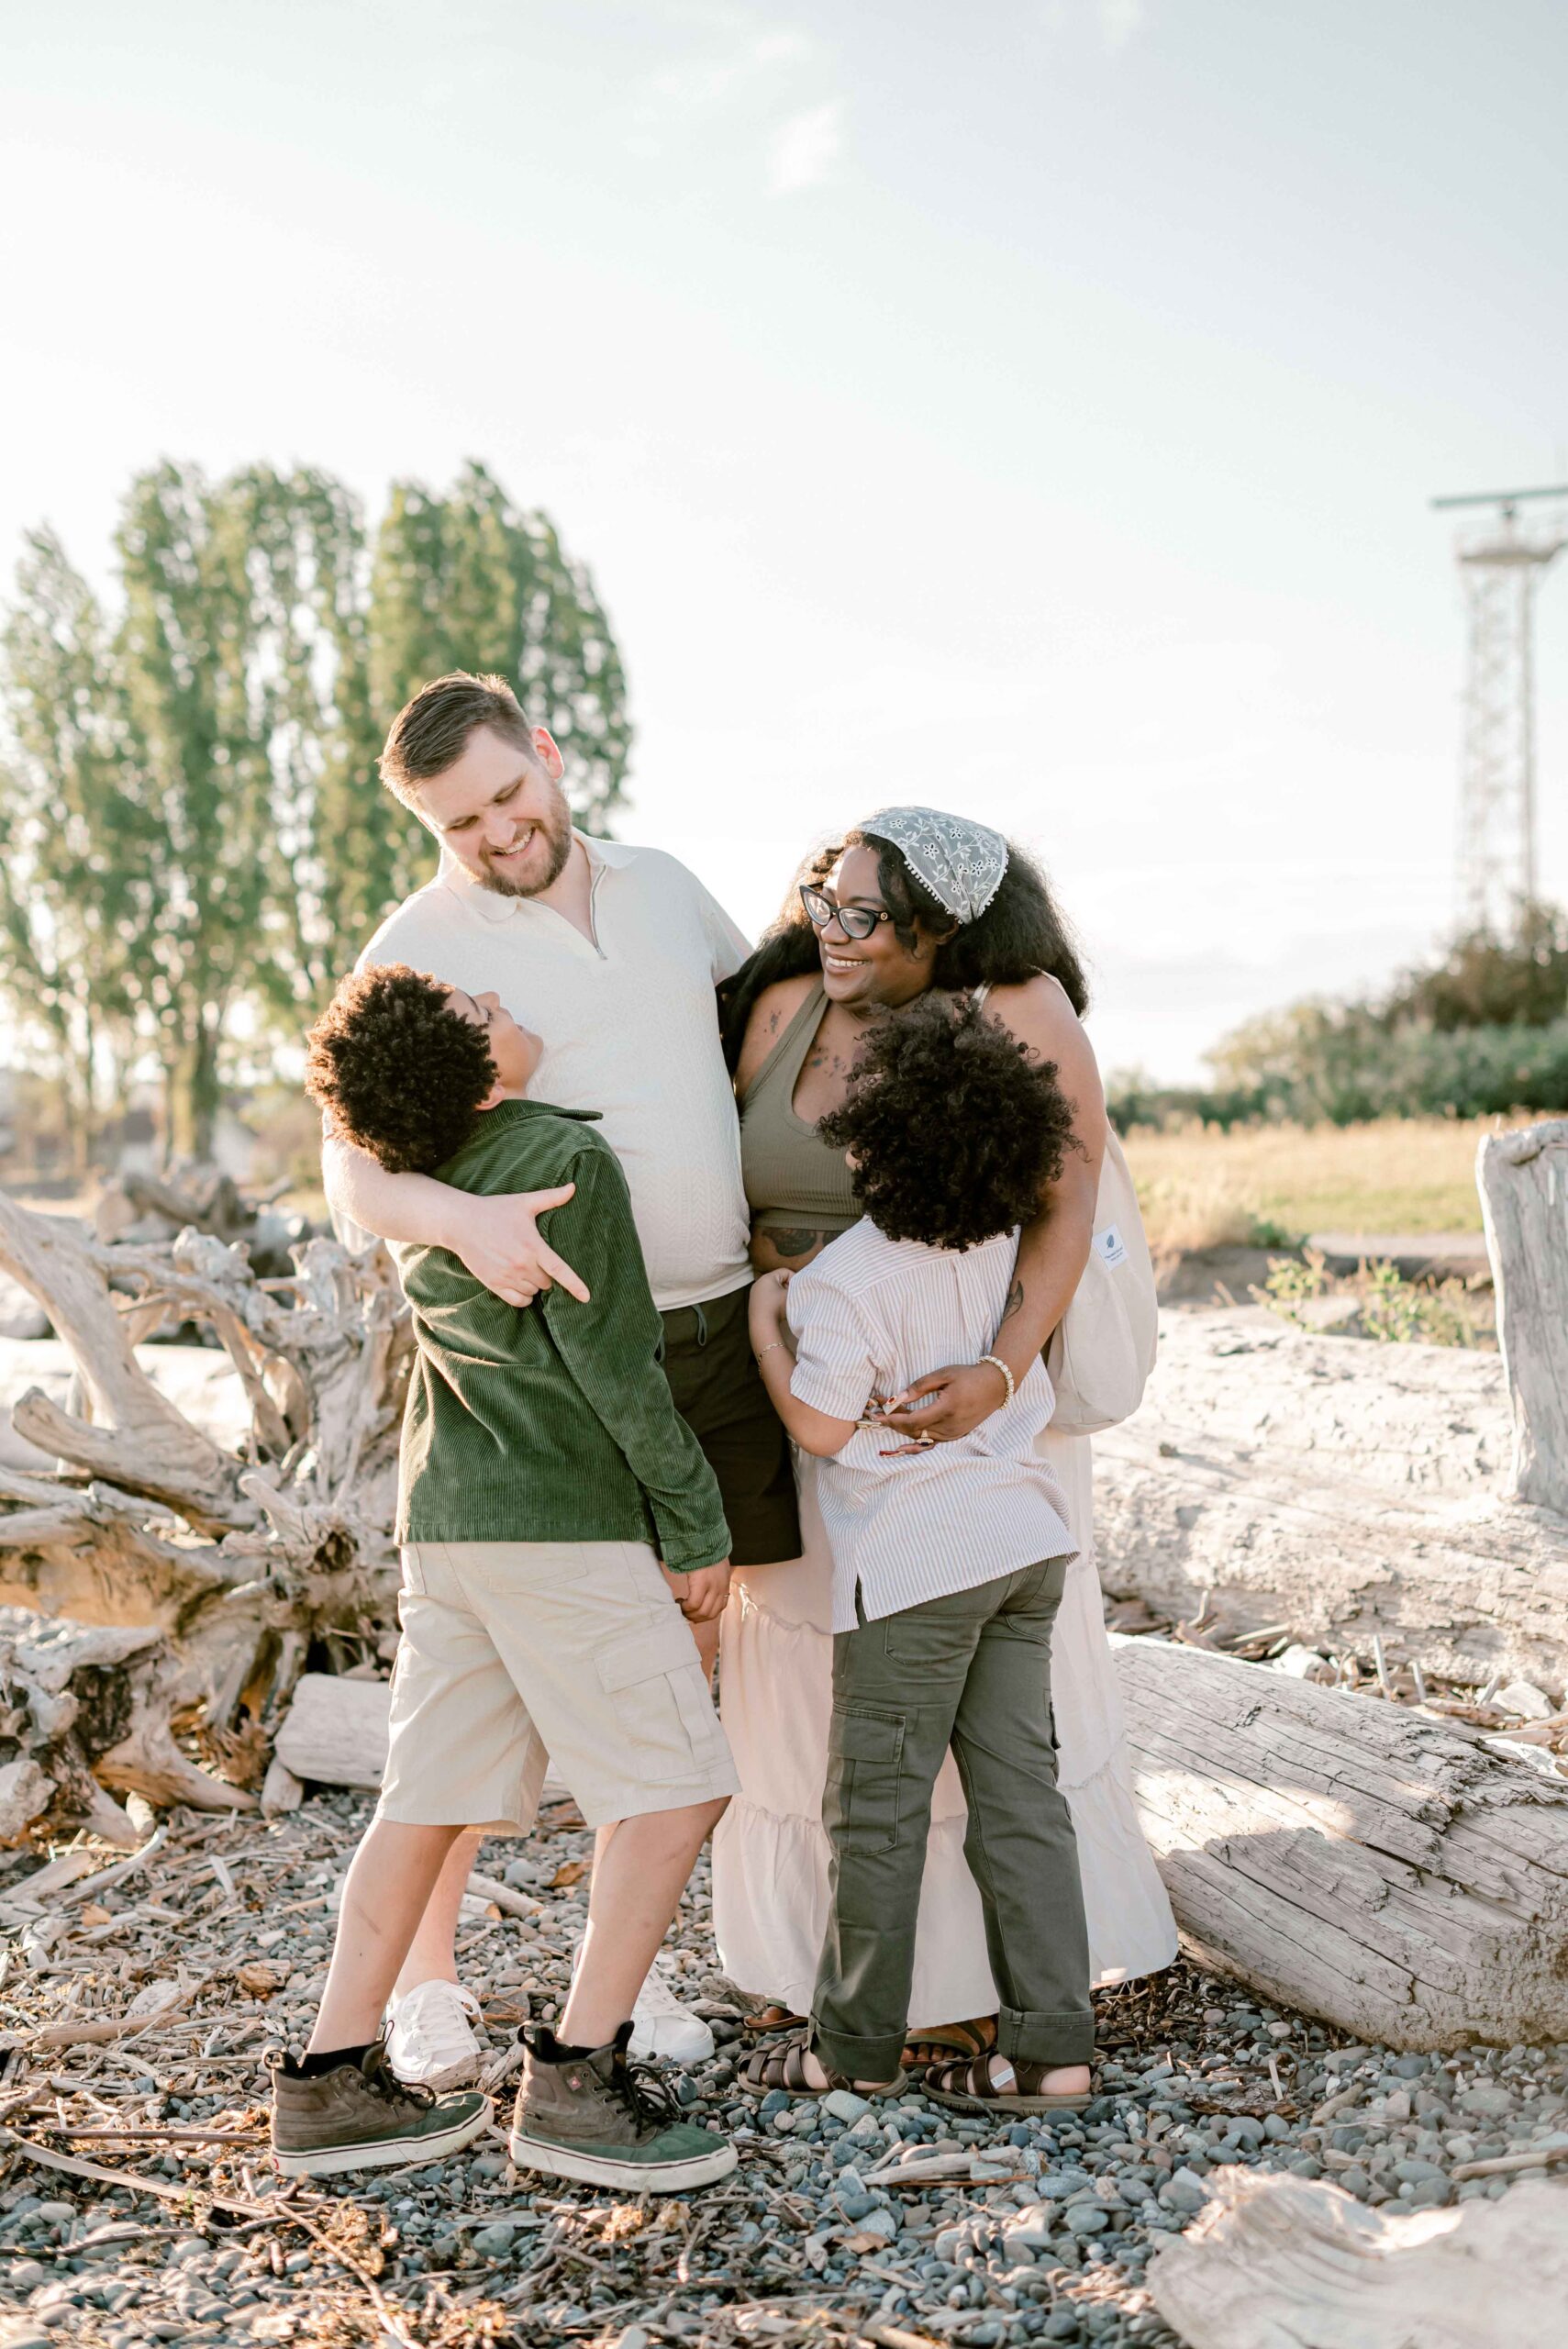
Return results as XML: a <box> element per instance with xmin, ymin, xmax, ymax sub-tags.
<box><xmin>785</xmin><ymin>1220</ymin><xmax>1077</xmax><ymax>1634</ymax></box>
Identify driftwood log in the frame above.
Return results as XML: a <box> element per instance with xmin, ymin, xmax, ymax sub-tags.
<box><xmin>1115</xmin><ymin>1635</ymin><xmax>1568</xmax><ymax>2047</ymax></box>
<box><xmin>272</xmin><ymin>1670</ymin><xmax>392</xmax><ymax>1790</ymax></box>
<box><xmin>1477</xmin><ymin>1118</ymin><xmax>1568</xmax><ymax>1519</ymax></box>
<box><xmin>1146</xmin><ymin>2166</ymin><xmax>1568</xmax><ymax>2349</ymax></box>
<box><xmin>1095</xmin><ymin>1310</ymin><xmax>1568</xmax><ymax>1693</ymax></box>
<box><xmin>0</xmin><ymin>1188</ymin><xmax>409</xmax><ymax>1836</ymax></box>
<box><xmin>1097</xmin><ymin>1118</ymin><xmax>1568</xmax><ymax>1691</ymax></box>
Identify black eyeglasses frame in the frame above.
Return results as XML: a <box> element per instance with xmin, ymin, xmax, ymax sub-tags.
<box><xmin>799</xmin><ymin>884</ymin><xmax>894</xmax><ymax>942</ymax></box>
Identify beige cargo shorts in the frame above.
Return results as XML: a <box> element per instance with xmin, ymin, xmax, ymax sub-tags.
<box><xmin>376</xmin><ymin>1538</ymin><xmax>739</xmax><ymax>1833</ymax></box>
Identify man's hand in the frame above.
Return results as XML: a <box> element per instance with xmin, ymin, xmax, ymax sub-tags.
<box><xmin>876</xmin><ymin>1359</ymin><xmax>1012</xmax><ymax>1453</ymax></box>
<box><xmin>663</xmin><ymin>1560</ymin><xmax>732</xmax><ymax>1623</ymax></box>
<box><xmin>450</xmin><ymin>1186</ymin><xmax>590</xmax><ymax>1308</ymax></box>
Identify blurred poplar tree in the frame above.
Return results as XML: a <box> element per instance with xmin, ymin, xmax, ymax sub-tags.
<box><xmin>0</xmin><ymin>461</ymin><xmax>629</xmax><ymax>1161</ymax></box>
<box><xmin>0</xmin><ymin>530</ymin><xmax>159</xmax><ymax>1164</ymax></box>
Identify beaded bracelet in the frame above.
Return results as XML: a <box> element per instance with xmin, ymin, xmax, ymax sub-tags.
<box><xmin>978</xmin><ymin>1353</ymin><xmax>1016</xmax><ymax>1404</ymax></box>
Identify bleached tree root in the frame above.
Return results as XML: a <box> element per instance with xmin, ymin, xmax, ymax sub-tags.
<box><xmin>0</xmin><ymin>1191</ymin><xmax>409</xmax><ymax>1730</ymax></box>
<box><xmin>1115</xmin><ymin>1636</ymin><xmax>1568</xmax><ymax>2048</ymax></box>
<box><xmin>0</xmin><ymin>1607</ymin><xmax>250</xmax><ymax>1847</ymax></box>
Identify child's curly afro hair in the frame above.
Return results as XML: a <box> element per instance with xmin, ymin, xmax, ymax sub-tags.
<box><xmin>819</xmin><ymin>992</ymin><xmax>1080</xmax><ymax>1251</ymax></box>
<box><xmin>305</xmin><ymin>963</ymin><xmax>496</xmax><ymax>1173</ymax></box>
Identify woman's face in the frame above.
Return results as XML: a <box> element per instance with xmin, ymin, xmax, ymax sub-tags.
<box><xmin>812</xmin><ymin>845</ymin><xmax>936</xmax><ymax>1011</ymax></box>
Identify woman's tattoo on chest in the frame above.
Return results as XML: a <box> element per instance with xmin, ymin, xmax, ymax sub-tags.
<box><xmin>768</xmin><ymin>1228</ymin><xmax>829</xmax><ymax>1261</ymax></box>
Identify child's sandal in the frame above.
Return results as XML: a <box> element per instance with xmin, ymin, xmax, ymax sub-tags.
<box><xmin>740</xmin><ymin>2002</ymin><xmax>807</xmax><ymax>2041</ymax></box>
<box><xmin>901</xmin><ymin>2014</ymin><xmax>997</xmax><ymax>2071</ymax></box>
<box><xmin>740</xmin><ymin>2029</ymin><xmax>898</xmax><ymax>2100</ymax></box>
<box><xmin>923</xmin><ymin>2053</ymin><xmax>1094</xmax><ymax>2115</ymax></box>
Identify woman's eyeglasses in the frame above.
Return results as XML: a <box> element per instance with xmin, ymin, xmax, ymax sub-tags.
<box><xmin>799</xmin><ymin>884</ymin><xmax>893</xmax><ymax>941</ymax></box>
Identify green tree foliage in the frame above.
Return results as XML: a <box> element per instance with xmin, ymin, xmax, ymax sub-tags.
<box><xmin>1109</xmin><ymin>905</ymin><xmax>1568</xmax><ymax>1132</ymax></box>
<box><xmin>0</xmin><ymin>461</ymin><xmax>629</xmax><ymax>1159</ymax></box>
<box><xmin>1383</xmin><ymin>902</ymin><xmax>1568</xmax><ymax>1031</ymax></box>
<box><xmin>0</xmin><ymin>529</ymin><xmax>161</xmax><ymax>1163</ymax></box>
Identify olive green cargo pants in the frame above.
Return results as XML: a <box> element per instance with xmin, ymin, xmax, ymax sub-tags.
<box><xmin>810</xmin><ymin>1555</ymin><xmax>1095</xmax><ymax>2084</ymax></box>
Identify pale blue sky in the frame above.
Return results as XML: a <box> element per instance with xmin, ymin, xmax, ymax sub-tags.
<box><xmin>4</xmin><ymin>0</ymin><xmax>1565</xmax><ymax>1078</ymax></box>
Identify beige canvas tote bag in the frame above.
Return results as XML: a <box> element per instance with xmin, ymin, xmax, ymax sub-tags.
<box><xmin>1045</xmin><ymin>1125</ymin><xmax>1158</xmax><ymax>1435</ymax></box>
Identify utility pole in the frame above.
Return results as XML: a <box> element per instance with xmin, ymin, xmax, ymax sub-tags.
<box><xmin>1431</xmin><ymin>484</ymin><xmax>1567</xmax><ymax>933</ymax></box>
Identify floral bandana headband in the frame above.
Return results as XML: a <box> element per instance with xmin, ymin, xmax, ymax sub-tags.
<box><xmin>860</xmin><ymin>805</ymin><xmax>1009</xmax><ymax>925</ymax></box>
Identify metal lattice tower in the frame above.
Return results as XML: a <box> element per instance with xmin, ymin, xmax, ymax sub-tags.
<box><xmin>1431</xmin><ymin>484</ymin><xmax>1568</xmax><ymax>934</ymax></box>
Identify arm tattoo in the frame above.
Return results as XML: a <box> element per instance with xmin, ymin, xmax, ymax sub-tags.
<box><xmin>999</xmin><ymin>1278</ymin><xmax>1025</xmax><ymax>1326</ymax></box>
<box><xmin>768</xmin><ymin>1228</ymin><xmax>829</xmax><ymax>1262</ymax></box>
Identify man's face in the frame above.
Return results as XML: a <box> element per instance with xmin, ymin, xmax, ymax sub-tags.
<box><xmin>416</xmin><ymin>725</ymin><xmax>573</xmax><ymax>897</ymax></box>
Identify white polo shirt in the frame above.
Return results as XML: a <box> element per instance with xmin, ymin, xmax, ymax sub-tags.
<box><xmin>353</xmin><ymin>835</ymin><xmax>752</xmax><ymax>1313</ymax></box>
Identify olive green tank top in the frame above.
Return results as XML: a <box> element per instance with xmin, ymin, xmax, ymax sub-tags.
<box><xmin>740</xmin><ymin>982</ymin><xmax>861</xmax><ymax>1241</ymax></box>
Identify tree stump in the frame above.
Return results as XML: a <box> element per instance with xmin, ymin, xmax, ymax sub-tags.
<box><xmin>1477</xmin><ymin>1118</ymin><xmax>1568</xmax><ymax>1519</ymax></box>
<box><xmin>1115</xmin><ymin>1635</ymin><xmax>1568</xmax><ymax>2048</ymax></box>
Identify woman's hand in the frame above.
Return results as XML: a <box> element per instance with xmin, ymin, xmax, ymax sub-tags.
<box><xmin>449</xmin><ymin>1186</ymin><xmax>590</xmax><ymax>1308</ymax></box>
<box><xmin>875</xmin><ymin>1359</ymin><xmax>1012</xmax><ymax>1453</ymax></box>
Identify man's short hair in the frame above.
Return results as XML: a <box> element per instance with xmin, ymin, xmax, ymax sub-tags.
<box><xmin>379</xmin><ymin>672</ymin><xmax>538</xmax><ymax>807</ymax></box>
<box><xmin>306</xmin><ymin>963</ymin><xmax>496</xmax><ymax>1172</ymax></box>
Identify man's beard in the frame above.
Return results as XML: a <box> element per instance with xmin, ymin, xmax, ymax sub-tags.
<box><xmin>477</xmin><ymin>804</ymin><xmax>574</xmax><ymax>898</ymax></box>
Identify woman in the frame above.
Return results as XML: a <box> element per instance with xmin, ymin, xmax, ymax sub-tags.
<box><xmin>710</xmin><ymin>806</ymin><xmax>1175</xmax><ymax>2062</ymax></box>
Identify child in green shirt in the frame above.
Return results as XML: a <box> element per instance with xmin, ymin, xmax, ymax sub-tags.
<box><xmin>268</xmin><ymin>963</ymin><xmax>738</xmax><ymax>2194</ymax></box>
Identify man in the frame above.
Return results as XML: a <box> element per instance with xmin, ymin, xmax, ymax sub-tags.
<box><xmin>324</xmin><ymin>671</ymin><xmax>797</xmax><ymax>2087</ymax></box>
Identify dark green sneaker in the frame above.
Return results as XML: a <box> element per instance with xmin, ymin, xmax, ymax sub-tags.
<box><xmin>268</xmin><ymin>2040</ymin><xmax>489</xmax><ymax>2177</ymax></box>
<box><xmin>509</xmin><ymin>2023</ymin><xmax>736</xmax><ymax>2193</ymax></box>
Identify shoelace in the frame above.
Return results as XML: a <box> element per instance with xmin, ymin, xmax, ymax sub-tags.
<box><xmin>364</xmin><ymin>2050</ymin><xmax>436</xmax><ymax>2111</ymax></box>
<box><xmin>613</xmin><ymin>2051</ymin><xmax>685</xmax><ymax>2133</ymax></box>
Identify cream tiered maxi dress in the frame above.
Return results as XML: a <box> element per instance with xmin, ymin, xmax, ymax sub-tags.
<box><xmin>710</xmin><ymin>985</ymin><xmax>1176</xmax><ymax>2025</ymax></box>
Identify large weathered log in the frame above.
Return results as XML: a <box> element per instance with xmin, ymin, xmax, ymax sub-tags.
<box><xmin>1115</xmin><ymin>1635</ymin><xmax>1568</xmax><ymax>2048</ymax></box>
<box><xmin>1477</xmin><ymin>1118</ymin><xmax>1568</xmax><ymax>1518</ymax></box>
<box><xmin>1147</xmin><ymin>2166</ymin><xmax>1568</xmax><ymax>2349</ymax></box>
<box><xmin>1095</xmin><ymin>1308</ymin><xmax>1568</xmax><ymax>1692</ymax></box>
<box><xmin>0</xmin><ymin>1606</ymin><xmax>250</xmax><ymax>1848</ymax></box>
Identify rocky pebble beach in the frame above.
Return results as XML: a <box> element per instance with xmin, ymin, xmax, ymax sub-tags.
<box><xmin>3</xmin><ymin>1791</ymin><xmax>1567</xmax><ymax>2349</ymax></box>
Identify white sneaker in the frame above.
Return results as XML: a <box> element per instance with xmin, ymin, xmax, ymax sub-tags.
<box><xmin>384</xmin><ymin>1980</ymin><xmax>484</xmax><ymax>2092</ymax></box>
<box><xmin>628</xmin><ymin>1961</ymin><xmax>715</xmax><ymax>2067</ymax></box>
<box><xmin>566</xmin><ymin>1935</ymin><xmax>715</xmax><ymax>2068</ymax></box>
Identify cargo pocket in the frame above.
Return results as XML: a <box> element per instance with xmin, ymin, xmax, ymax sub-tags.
<box><xmin>822</xmin><ymin>1707</ymin><xmax>904</xmax><ymax>1855</ymax></box>
<box><xmin>595</xmin><ymin>1613</ymin><xmax>727</xmax><ymax>1785</ymax></box>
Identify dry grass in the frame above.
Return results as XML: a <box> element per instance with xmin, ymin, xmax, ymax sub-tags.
<box><xmin>1122</xmin><ymin>1114</ymin><xmax>1535</xmax><ymax>1249</ymax></box>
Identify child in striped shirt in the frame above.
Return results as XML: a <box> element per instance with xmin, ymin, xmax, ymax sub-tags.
<box><xmin>745</xmin><ymin>993</ymin><xmax>1096</xmax><ymax>2114</ymax></box>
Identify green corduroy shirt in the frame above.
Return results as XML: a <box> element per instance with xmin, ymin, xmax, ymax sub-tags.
<box><xmin>393</xmin><ymin>1098</ymin><xmax>731</xmax><ymax>1572</ymax></box>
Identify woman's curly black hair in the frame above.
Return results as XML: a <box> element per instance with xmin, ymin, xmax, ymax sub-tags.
<box><xmin>305</xmin><ymin>964</ymin><xmax>496</xmax><ymax>1173</ymax></box>
<box><xmin>717</xmin><ymin>824</ymin><xmax>1088</xmax><ymax>1073</ymax></box>
<box><xmin>820</xmin><ymin>992</ymin><xmax>1080</xmax><ymax>1251</ymax></box>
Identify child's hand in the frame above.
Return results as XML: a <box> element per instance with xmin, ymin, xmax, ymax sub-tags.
<box><xmin>748</xmin><ymin>1267</ymin><xmax>792</xmax><ymax>1338</ymax></box>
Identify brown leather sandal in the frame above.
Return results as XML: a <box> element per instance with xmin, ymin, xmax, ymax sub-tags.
<box><xmin>923</xmin><ymin>2052</ymin><xmax>1095</xmax><ymax>2114</ymax></box>
<box><xmin>740</xmin><ymin>2002</ymin><xmax>808</xmax><ymax>2040</ymax></box>
<box><xmin>901</xmin><ymin>2014</ymin><xmax>998</xmax><ymax>2071</ymax></box>
<box><xmin>740</xmin><ymin>2029</ymin><xmax>899</xmax><ymax>2099</ymax></box>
